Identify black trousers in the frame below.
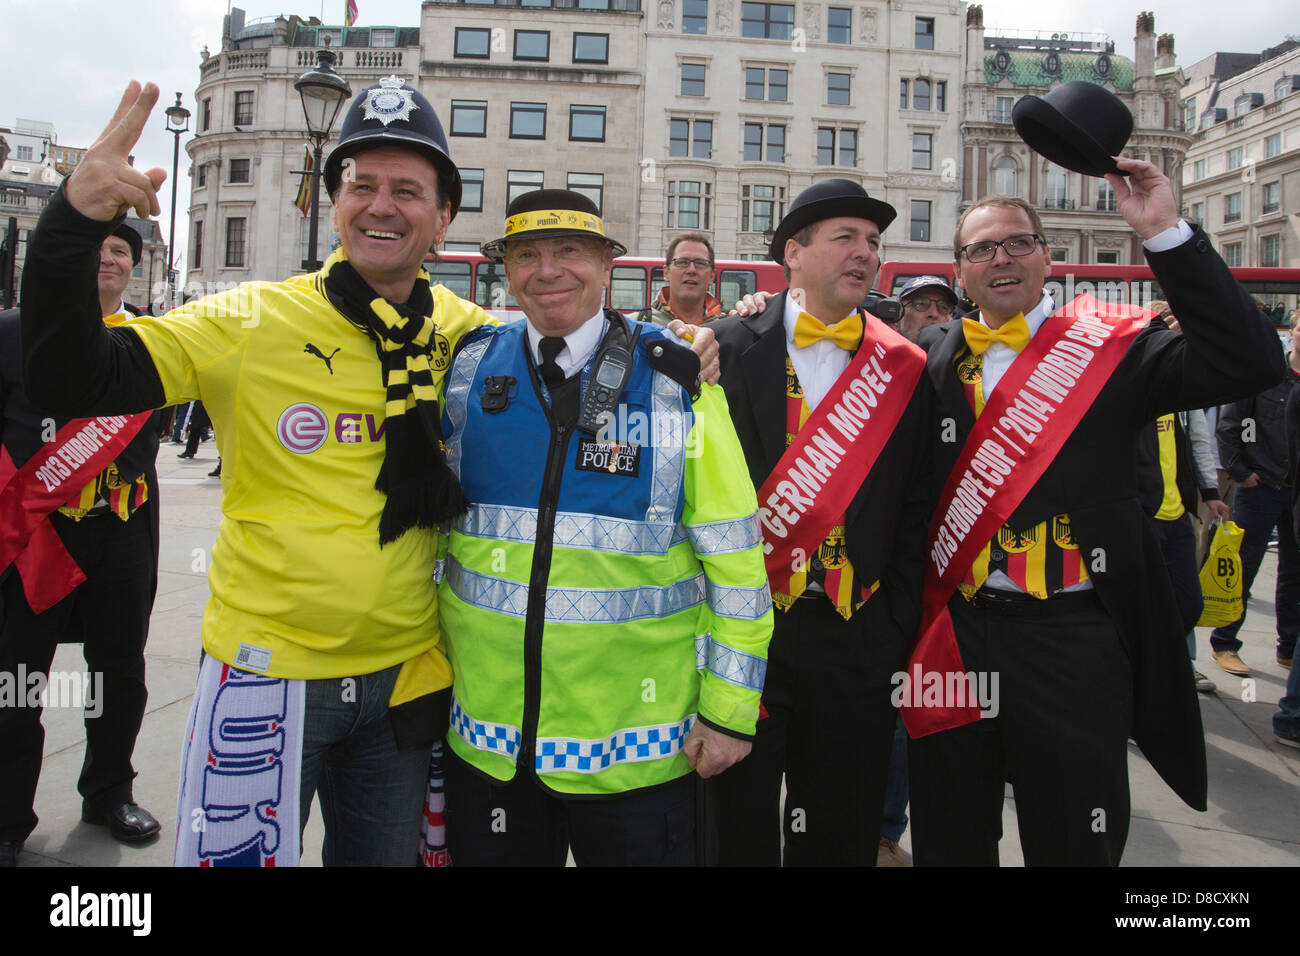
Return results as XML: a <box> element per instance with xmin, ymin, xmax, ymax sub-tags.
<box><xmin>908</xmin><ymin>592</ymin><xmax>1133</xmax><ymax>866</ymax></box>
<box><xmin>443</xmin><ymin>748</ymin><xmax>695</xmax><ymax>865</ymax></box>
<box><xmin>0</xmin><ymin>505</ymin><xmax>156</xmax><ymax>843</ymax></box>
<box><xmin>706</xmin><ymin>593</ymin><xmax>907</xmax><ymax>866</ymax></box>
<box><xmin>182</xmin><ymin>401</ymin><xmax>211</xmax><ymax>456</ymax></box>
<box><xmin>1150</xmin><ymin>514</ymin><xmax>1204</xmax><ymax>635</ymax></box>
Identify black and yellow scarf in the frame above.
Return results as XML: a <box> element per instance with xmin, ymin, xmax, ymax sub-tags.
<box><xmin>317</xmin><ymin>248</ymin><xmax>468</xmax><ymax>545</ymax></box>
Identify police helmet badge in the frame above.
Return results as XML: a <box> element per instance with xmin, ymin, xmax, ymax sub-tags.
<box><xmin>362</xmin><ymin>76</ymin><xmax>419</xmax><ymax>126</ymax></box>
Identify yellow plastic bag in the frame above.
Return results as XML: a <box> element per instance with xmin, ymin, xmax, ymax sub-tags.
<box><xmin>1197</xmin><ymin>521</ymin><xmax>1245</xmax><ymax>627</ymax></box>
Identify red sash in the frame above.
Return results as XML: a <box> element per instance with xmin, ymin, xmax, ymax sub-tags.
<box><xmin>757</xmin><ymin>315</ymin><xmax>925</xmax><ymax>597</ymax></box>
<box><xmin>899</xmin><ymin>296</ymin><xmax>1149</xmax><ymax>737</ymax></box>
<box><xmin>0</xmin><ymin>413</ymin><xmax>151</xmax><ymax>613</ymax></box>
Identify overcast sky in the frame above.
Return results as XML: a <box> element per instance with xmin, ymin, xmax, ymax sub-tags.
<box><xmin>0</xmin><ymin>0</ymin><xmax>1289</xmax><ymax>268</ymax></box>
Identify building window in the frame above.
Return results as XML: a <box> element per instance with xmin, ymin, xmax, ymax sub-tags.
<box><xmin>201</xmin><ymin>98</ymin><xmax>211</xmax><ymax>132</ymax></box>
<box><xmin>229</xmin><ymin>158</ymin><xmax>251</xmax><ymax>184</ymax></box>
<box><xmin>224</xmin><ymin>218</ymin><xmax>247</xmax><ymax>268</ymax></box>
<box><xmin>667</xmin><ymin>180</ymin><xmax>712</xmax><ymax>229</ymax></box>
<box><xmin>1224</xmin><ymin>192</ymin><xmax>1242</xmax><ymax>223</ymax></box>
<box><xmin>910</xmin><ymin>200</ymin><xmax>931</xmax><ymax>242</ymax></box>
<box><xmin>578</xmin><ymin>0</ymin><xmax>610</xmax><ymax>7</ymax></box>
<box><xmin>1051</xmin><ymin>247</ymin><xmax>1069</xmax><ymax>263</ymax></box>
<box><xmin>936</xmin><ymin>81</ymin><xmax>946</xmax><ymax>112</ymax></box>
<box><xmin>827</xmin><ymin>72</ymin><xmax>851</xmax><ymax>106</ymax></box>
<box><xmin>1263</xmin><ymin>181</ymin><xmax>1280</xmax><ymax>214</ymax></box>
<box><xmin>514</xmin><ymin>30</ymin><xmax>550</xmax><ymax>61</ymax></box>
<box><xmin>1222</xmin><ymin>242</ymin><xmax>1242</xmax><ymax>267</ymax></box>
<box><xmin>451</xmin><ymin>100</ymin><xmax>487</xmax><ymax>136</ymax></box>
<box><xmin>233</xmin><ymin>91</ymin><xmax>254</xmax><ymax>127</ymax></box>
<box><xmin>1266</xmin><ymin>133</ymin><xmax>1281</xmax><ymax>158</ymax></box>
<box><xmin>745</xmin><ymin>67</ymin><xmax>787</xmax><ymax>101</ymax></box>
<box><xmin>1097</xmin><ymin>180</ymin><xmax>1117</xmax><ymax>212</ymax></box>
<box><xmin>912</xmin><ymin>132</ymin><xmax>932</xmax><ymax>170</ymax></box>
<box><xmin>993</xmin><ymin>156</ymin><xmax>1017</xmax><ymax>195</ymax></box>
<box><xmin>741</xmin><ymin>184</ymin><xmax>785</xmax><ymax>233</ymax></box>
<box><xmin>569</xmin><ymin>105</ymin><xmax>606</xmax><ymax>142</ymax></box>
<box><xmin>1182</xmin><ymin>99</ymin><xmax>1196</xmax><ymax>132</ymax></box>
<box><xmin>371</xmin><ymin>28</ymin><xmax>396</xmax><ymax>47</ymax></box>
<box><xmin>1226</xmin><ymin>147</ymin><xmax>1243</xmax><ymax>171</ymax></box>
<box><xmin>318</xmin><ymin>29</ymin><xmax>342</xmax><ymax>46</ymax></box>
<box><xmin>913</xmin><ymin>78</ymin><xmax>931</xmax><ymax>111</ymax></box>
<box><xmin>567</xmin><ymin>172</ymin><xmax>604</xmax><ymax>214</ymax></box>
<box><xmin>195</xmin><ymin>164</ymin><xmax>207</xmax><ymax>188</ymax></box>
<box><xmin>1096</xmin><ymin>250</ymin><xmax>1119</xmax><ymax>264</ymax></box>
<box><xmin>455</xmin><ymin>27</ymin><xmax>491</xmax><ymax>57</ymax></box>
<box><xmin>573</xmin><ymin>33</ymin><xmax>609</xmax><ymax>63</ymax></box>
<box><xmin>744</xmin><ymin>123</ymin><xmax>785</xmax><ymax>162</ymax></box>
<box><xmin>1193</xmin><ymin>158</ymin><xmax>1206</xmax><ymax>180</ymax></box>
<box><xmin>994</xmin><ymin>96</ymin><xmax>1013</xmax><ymax>123</ymax></box>
<box><xmin>828</xmin><ymin>7</ymin><xmax>851</xmax><ymax>43</ymax></box>
<box><xmin>915</xmin><ymin>16</ymin><xmax>935</xmax><ymax>50</ymax></box>
<box><xmin>681</xmin><ymin>63</ymin><xmax>706</xmax><ymax>96</ymax></box>
<box><xmin>1044</xmin><ymin>166</ymin><xmax>1068</xmax><ymax>208</ymax></box>
<box><xmin>669</xmin><ymin>118</ymin><xmax>713</xmax><ymax>159</ymax></box>
<box><xmin>683</xmin><ymin>0</ymin><xmax>708</xmax><ymax>34</ymax></box>
<box><xmin>1190</xmin><ymin>201</ymin><xmax>1204</xmax><ymax>222</ymax></box>
<box><xmin>816</xmin><ymin>128</ymin><xmax>856</xmax><ymax>167</ymax></box>
<box><xmin>741</xmin><ymin>2</ymin><xmax>795</xmax><ymax>40</ymax></box>
<box><xmin>507</xmin><ymin>170</ymin><xmax>544</xmax><ymax>206</ymax></box>
<box><xmin>192</xmin><ymin>221</ymin><xmax>203</xmax><ymax>270</ymax></box>
<box><xmin>460</xmin><ymin>168</ymin><xmax>484</xmax><ymax>212</ymax></box>
<box><xmin>899</xmin><ymin>79</ymin><xmax>909</xmax><ymax>110</ymax></box>
<box><xmin>1262</xmin><ymin>234</ymin><xmax>1281</xmax><ymax>267</ymax></box>
<box><xmin>510</xmin><ymin>102</ymin><xmax>547</xmax><ymax>139</ymax></box>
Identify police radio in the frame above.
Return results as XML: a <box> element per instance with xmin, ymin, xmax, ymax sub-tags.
<box><xmin>578</xmin><ymin>314</ymin><xmax>641</xmax><ymax>435</ymax></box>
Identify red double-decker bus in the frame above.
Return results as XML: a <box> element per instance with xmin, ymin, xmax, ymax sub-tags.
<box><xmin>425</xmin><ymin>252</ymin><xmax>786</xmax><ymax>321</ymax></box>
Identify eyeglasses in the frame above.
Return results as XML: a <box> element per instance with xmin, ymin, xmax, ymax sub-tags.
<box><xmin>668</xmin><ymin>257</ymin><xmax>712</xmax><ymax>270</ymax></box>
<box><xmin>958</xmin><ymin>233</ymin><xmax>1043</xmax><ymax>263</ymax></box>
<box><xmin>903</xmin><ymin>296</ymin><xmax>950</xmax><ymax>312</ymax></box>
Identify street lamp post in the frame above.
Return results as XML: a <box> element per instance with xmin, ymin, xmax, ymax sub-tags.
<box><xmin>164</xmin><ymin>93</ymin><xmax>190</xmax><ymax>312</ymax></box>
<box><xmin>295</xmin><ymin>50</ymin><xmax>352</xmax><ymax>271</ymax></box>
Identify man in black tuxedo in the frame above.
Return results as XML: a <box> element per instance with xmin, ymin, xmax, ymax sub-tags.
<box><xmin>707</xmin><ymin>180</ymin><xmax>935</xmax><ymax>865</ymax></box>
<box><xmin>0</xmin><ymin>224</ymin><xmax>163</xmax><ymax>866</ymax></box>
<box><xmin>909</xmin><ymin>158</ymin><xmax>1285</xmax><ymax>865</ymax></box>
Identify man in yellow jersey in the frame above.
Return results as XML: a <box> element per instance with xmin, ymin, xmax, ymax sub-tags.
<box><xmin>1</xmin><ymin>224</ymin><xmax>163</xmax><ymax>865</ymax></box>
<box><xmin>908</xmin><ymin>163</ymin><xmax>1285</xmax><ymax>864</ymax></box>
<box><xmin>437</xmin><ymin>190</ymin><xmax>771</xmax><ymax>864</ymax></box>
<box><xmin>18</xmin><ymin>80</ymin><xmax>718</xmax><ymax>867</ymax></box>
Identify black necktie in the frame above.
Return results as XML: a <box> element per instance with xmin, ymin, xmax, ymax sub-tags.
<box><xmin>539</xmin><ymin>336</ymin><xmax>566</xmax><ymax>387</ymax></box>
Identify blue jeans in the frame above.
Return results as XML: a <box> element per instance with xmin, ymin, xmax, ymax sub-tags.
<box><xmin>880</xmin><ymin>716</ymin><xmax>909</xmax><ymax>843</ymax></box>
<box><xmin>298</xmin><ymin>664</ymin><xmax>430</xmax><ymax>866</ymax></box>
<box><xmin>1275</xmin><ymin>658</ymin><xmax>1300</xmax><ymax>740</ymax></box>
<box><xmin>1210</xmin><ymin>484</ymin><xmax>1300</xmax><ymax>658</ymax></box>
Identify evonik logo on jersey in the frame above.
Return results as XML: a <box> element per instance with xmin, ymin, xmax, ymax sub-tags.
<box><xmin>276</xmin><ymin>403</ymin><xmax>387</xmax><ymax>454</ymax></box>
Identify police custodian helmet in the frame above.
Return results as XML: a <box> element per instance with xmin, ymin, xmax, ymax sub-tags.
<box><xmin>323</xmin><ymin>75</ymin><xmax>463</xmax><ymax>219</ymax></box>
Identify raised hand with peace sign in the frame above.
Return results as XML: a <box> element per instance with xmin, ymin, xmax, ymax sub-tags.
<box><xmin>65</xmin><ymin>81</ymin><xmax>170</xmax><ymax>222</ymax></box>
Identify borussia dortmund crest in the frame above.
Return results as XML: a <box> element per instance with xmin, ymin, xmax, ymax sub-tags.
<box><xmin>430</xmin><ymin>331</ymin><xmax>452</xmax><ymax>372</ymax></box>
<box><xmin>362</xmin><ymin>76</ymin><xmax>418</xmax><ymax>126</ymax></box>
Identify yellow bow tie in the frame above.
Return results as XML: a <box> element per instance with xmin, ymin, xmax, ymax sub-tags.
<box><xmin>793</xmin><ymin>312</ymin><xmax>863</xmax><ymax>351</ymax></box>
<box><xmin>962</xmin><ymin>315</ymin><xmax>1030</xmax><ymax>355</ymax></box>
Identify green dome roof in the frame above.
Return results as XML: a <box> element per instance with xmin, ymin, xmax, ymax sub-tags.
<box><xmin>984</xmin><ymin>49</ymin><xmax>1134</xmax><ymax>91</ymax></box>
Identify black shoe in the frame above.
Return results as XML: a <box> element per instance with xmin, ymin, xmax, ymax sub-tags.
<box><xmin>177</xmin><ymin>452</ymin><xmax>195</xmax><ymax>459</ymax></box>
<box><xmin>82</xmin><ymin>802</ymin><xmax>161</xmax><ymax>844</ymax></box>
<box><xmin>0</xmin><ymin>840</ymin><xmax>21</xmax><ymax>866</ymax></box>
<box><xmin>208</xmin><ymin>465</ymin><xmax>222</xmax><ymax>478</ymax></box>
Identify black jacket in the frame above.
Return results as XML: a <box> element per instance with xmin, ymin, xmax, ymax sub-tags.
<box><xmin>711</xmin><ymin>294</ymin><xmax>937</xmax><ymax>651</ymax></box>
<box><xmin>1217</xmin><ymin>359</ymin><xmax>1298</xmax><ymax>488</ymax></box>
<box><xmin>918</xmin><ymin>225</ymin><xmax>1286</xmax><ymax>811</ymax></box>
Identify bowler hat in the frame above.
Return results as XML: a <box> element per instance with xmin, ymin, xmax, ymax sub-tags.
<box><xmin>1012</xmin><ymin>80</ymin><xmax>1133</xmax><ymax>178</ymax></box>
<box><xmin>481</xmin><ymin>189</ymin><xmax>627</xmax><ymax>261</ymax></box>
<box><xmin>324</xmin><ymin>76</ymin><xmax>462</xmax><ymax>218</ymax></box>
<box><xmin>768</xmin><ymin>179</ymin><xmax>897</xmax><ymax>264</ymax></box>
<box><xmin>111</xmin><ymin>223</ymin><xmax>143</xmax><ymax>267</ymax></box>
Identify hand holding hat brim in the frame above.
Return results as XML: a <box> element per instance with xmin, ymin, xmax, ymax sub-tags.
<box><xmin>1106</xmin><ymin>157</ymin><xmax>1181</xmax><ymax>240</ymax></box>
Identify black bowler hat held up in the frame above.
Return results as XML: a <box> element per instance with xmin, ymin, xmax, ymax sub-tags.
<box><xmin>1012</xmin><ymin>80</ymin><xmax>1133</xmax><ymax>178</ymax></box>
